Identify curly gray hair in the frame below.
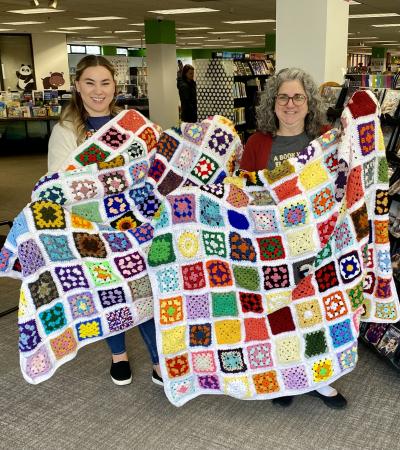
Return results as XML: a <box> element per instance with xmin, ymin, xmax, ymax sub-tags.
<box><xmin>256</xmin><ymin>67</ymin><xmax>325</xmax><ymax>139</ymax></box>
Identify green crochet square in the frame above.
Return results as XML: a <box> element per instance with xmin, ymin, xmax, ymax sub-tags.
<box><xmin>212</xmin><ymin>292</ymin><xmax>238</xmax><ymax>317</ymax></box>
<box><xmin>314</xmin><ymin>240</ymin><xmax>332</xmax><ymax>267</ymax></box>
<box><xmin>346</xmin><ymin>281</ymin><xmax>364</xmax><ymax>310</ymax></box>
<box><xmin>304</xmin><ymin>330</ymin><xmax>327</xmax><ymax>358</ymax></box>
<box><xmin>377</xmin><ymin>157</ymin><xmax>388</xmax><ymax>183</ymax></box>
<box><xmin>232</xmin><ymin>265</ymin><xmax>260</xmax><ymax>291</ymax></box>
<box><xmin>71</xmin><ymin>202</ymin><xmax>102</xmax><ymax>223</ymax></box>
<box><xmin>148</xmin><ymin>233</ymin><xmax>176</xmax><ymax>266</ymax></box>
<box><xmin>202</xmin><ymin>230</ymin><xmax>227</xmax><ymax>257</ymax></box>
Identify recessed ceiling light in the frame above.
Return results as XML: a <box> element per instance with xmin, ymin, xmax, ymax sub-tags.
<box><xmin>223</xmin><ymin>19</ymin><xmax>275</xmax><ymax>24</ymax></box>
<box><xmin>148</xmin><ymin>8</ymin><xmax>219</xmax><ymax>14</ymax></box>
<box><xmin>349</xmin><ymin>13</ymin><xmax>399</xmax><ymax>19</ymax></box>
<box><xmin>59</xmin><ymin>26</ymin><xmax>99</xmax><ymax>30</ymax></box>
<box><xmin>76</xmin><ymin>16</ymin><xmax>127</xmax><ymax>21</ymax></box>
<box><xmin>113</xmin><ymin>30</ymin><xmax>140</xmax><ymax>33</ymax></box>
<box><xmin>7</xmin><ymin>8</ymin><xmax>64</xmax><ymax>14</ymax></box>
<box><xmin>1</xmin><ymin>21</ymin><xmax>45</xmax><ymax>25</ymax></box>
<box><xmin>348</xmin><ymin>36</ymin><xmax>377</xmax><ymax>39</ymax></box>
<box><xmin>176</xmin><ymin>27</ymin><xmax>212</xmax><ymax>30</ymax></box>
<box><xmin>372</xmin><ymin>24</ymin><xmax>400</xmax><ymax>27</ymax></box>
<box><xmin>47</xmin><ymin>30</ymin><xmax>77</xmax><ymax>33</ymax></box>
<box><xmin>208</xmin><ymin>31</ymin><xmax>244</xmax><ymax>34</ymax></box>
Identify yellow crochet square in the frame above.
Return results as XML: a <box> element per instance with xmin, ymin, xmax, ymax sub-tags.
<box><xmin>295</xmin><ymin>299</ymin><xmax>323</xmax><ymax>328</ymax></box>
<box><xmin>276</xmin><ymin>335</ymin><xmax>301</xmax><ymax>364</ymax></box>
<box><xmin>287</xmin><ymin>227</ymin><xmax>315</xmax><ymax>257</ymax></box>
<box><xmin>215</xmin><ymin>320</ymin><xmax>242</xmax><ymax>344</ymax></box>
<box><xmin>71</xmin><ymin>213</ymin><xmax>93</xmax><ymax>230</ymax></box>
<box><xmin>263</xmin><ymin>160</ymin><xmax>295</xmax><ymax>184</ymax></box>
<box><xmin>377</xmin><ymin>125</ymin><xmax>385</xmax><ymax>152</ymax></box>
<box><xmin>161</xmin><ymin>326</ymin><xmax>187</xmax><ymax>355</ymax></box>
<box><xmin>312</xmin><ymin>358</ymin><xmax>334</xmax><ymax>382</ymax></box>
<box><xmin>223</xmin><ymin>376</ymin><xmax>251</xmax><ymax>398</ymax></box>
<box><xmin>159</xmin><ymin>296</ymin><xmax>184</xmax><ymax>325</ymax></box>
<box><xmin>176</xmin><ymin>231</ymin><xmax>201</xmax><ymax>259</ymax></box>
<box><xmin>18</xmin><ymin>290</ymin><xmax>28</xmax><ymax>319</ymax></box>
<box><xmin>265</xmin><ymin>290</ymin><xmax>291</xmax><ymax>313</ymax></box>
<box><xmin>299</xmin><ymin>160</ymin><xmax>329</xmax><ymax>190</ymax></box>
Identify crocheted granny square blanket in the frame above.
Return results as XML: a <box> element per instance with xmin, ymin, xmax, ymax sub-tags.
<box><xmin>148</xmin><ymin>90</ymin><xmax>400</xmax><ymax>406</ymax></box>
<box><xmin>0</xmin><ymin>109</ymin><xmax>242</xmax><ymax>384</ymax></box>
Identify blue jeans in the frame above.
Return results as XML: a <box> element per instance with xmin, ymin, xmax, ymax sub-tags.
<box><xmin>105</xmin><ymin>318</ymin><xmax>159</xmax><ymax>364</ymax></box>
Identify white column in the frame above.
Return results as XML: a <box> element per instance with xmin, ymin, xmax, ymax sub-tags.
<box><xmin>146</xmin><ymin>44</ymin><xmax>179</xmax><ymax>128</ymax></box>
<box><xmin>276</xmin><ymin>0</ymin><xmax>349</xmax><ymax>85</ymax></box>
<box><xmin>31</xmin><ymin>33</ymin><xmax>70</xmax><ymax>90</ymax></box>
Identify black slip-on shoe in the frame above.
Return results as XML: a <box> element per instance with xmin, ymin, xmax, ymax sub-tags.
<box><xmin>308</xmin><ymin>391</ymin><xmax>347</xmax><ymax>409</ymax></box>
<box><xmin>110</xmin><ymin>361</ymin><xmax>132</xmax><ymax>386</ymax></box>
<box><xmin>272</xmin><ymin>395</ymin><xmax>294</xmax><ymax>407</ymax></box>
<box><xmin>151</xmin><ymin>369</ymin><xmax>163</xmax><ymax>386</ymax></box>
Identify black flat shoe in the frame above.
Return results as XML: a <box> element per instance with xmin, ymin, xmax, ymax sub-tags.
<box><xmin>308</xmin><ymin>391</ymin><xmax>347</xmax><ymax>409</ymax></box>
<box><xmin>110</xmin><ymin>361</ymin><xmax>132</xmax><ymax>386</ymax></box>
<box><xmin>272</xmin><ymin>395</ymin><xmax>294</xmax><ymax>407</ymax></box>
<box><xmin>151</xmin><ymin>369</ymin><xmax>163</xmax><ymax>386</ymax></box>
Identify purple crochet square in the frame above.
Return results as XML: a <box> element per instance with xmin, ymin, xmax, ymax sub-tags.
<box><xmin>129</xmin><ymin>223</ymin><xmax>154</xmax><ymax>244</ymax></box>
<box><xmin>114</xmin><ymin>251</ymin><xmax>146</xmax><ymax>279</ymax></box>
<box><xmin>19</xmin><ymin>319</ymin><xmax>41</xmax><ymax>352</ymax></box>
<box><xmin>25</xmin><ymin>346</ymin><xmax>52</xmax><ymax>380</ymax></box>
<box><xmin>198</xmin><ymin>374</ymin><xmax>220</xmax><ymax>390</ymax></box>
<box><xmin>106</xmin><ymin>306</ymin><xmax>134</xmax><ymax>332</ymax></box>
<box><xmin>207</xmin><ymin>127</ymin><xmax>234</xmax><ymax>156</ymax></box>
<box><xmin>18</xmin><ymin>239</ymin><xmax>46</xmax><ymax>277</ymax></box>
<box><xmin>98</xmin><ymin>287</ymin><xmax>126</xmax><ymax>308</ymax></box>
<box><xmin>54</xmin><ymin>265</ymin><xmax>89</xmax><ymax>292</ymax></box>
<box><xmin>281</xmin><ymin>365</ymin><xmax>309</xmax><ymax>390</ymax></box>
<box><xmin>67</xmin><ymin>292</ymin><xmax>97</xmax><ymax>319</ymax></box>
<box><xmin>186</xmin><ymin>294</ymin><xmax>210</xmax><ymax>319</ymax></box>
<box><xmin>102</xmin><ymin>232</ymin><xmax>132</xmax><ymax>252</ymax></box>
<box><xmin>168</xmin><ymin>193</ymin><xmax>196</xmax><ymax>224</ymax></box>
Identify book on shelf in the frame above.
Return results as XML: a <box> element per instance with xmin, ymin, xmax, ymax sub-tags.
<box><xmin>0</xmin><ymin>101</ymin><xmax>6</xmax><ymax>118</ymax></box>
<box><xmin>48</xmin><ymin>105</ymin><xmax>62</xmax><ymax>116</ymax></box>
<box><xmin>233</xmin><ymin>82</ymin><xmax>247</xmax><ymax>98</ymax></box>
<box><xmin>20</xmin><ymin>105</ymin><xmax>31</xmax><ymax>118</ymax></box>
<box><xmin>31</xmin><ymin>106</ymin><xmax>47</xmax><ymax>117</ymax></box>
<box><xmin>376</xmin><ymin>326</ymin><xmax>400</xmax><ymax>360</ymax></box>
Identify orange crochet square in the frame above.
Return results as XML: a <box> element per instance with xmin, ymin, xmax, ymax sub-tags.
<box><xmin>252</xmin><ymin>370</ymin><xmax>280</xmax><ymax>394</ymax></box>
<box><xmin>274</xmin><ymin>176</ymin><xmax>302</xmax><ymax>202</ymax></box>
<box><xmin>215</xmin><ymin>320</ymin><xmax>241</xmax><ymax>344</ymax></box>
<box><xmin>159</xmin><ymin>296</ymin><xmax>184</xmax><ymax>325</ymax></box>
<box><xmin>165</xmin><ymin>353</ymin><xmax>190</xmax><ymax>379</ymax></box>
<box><xmin>322</xmin><ymin>291</ymin><xmax>348</xmax><ymax>321</ymax></box>
<box><xmin>374</xmin><ymin>220</ymin><xmax>389</xmax><ymax>244</ymax></box>
<box><xmin>50</xmin><ymin>327</ymin><xmax>77</xmax><ymax>360</ymax></box>
<box><xmin>244</xmin><ymin>318</ymin><xmax>269</xmax><ymax>342</ymax></box>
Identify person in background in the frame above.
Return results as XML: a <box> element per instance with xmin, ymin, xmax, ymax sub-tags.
<box><xmin>240</xmin><ymin>67</ymin><xmax>346</xmax><ymax>409</ymax></box>
<box><xmin>48</xmin><ymin>55</ymin><xmax>162</xmax><ymax>387</ymax></box>
<box><xmin>177</xmin><ymin>63</ymin><xmax>198</xmax><ymax>123</ymax></box>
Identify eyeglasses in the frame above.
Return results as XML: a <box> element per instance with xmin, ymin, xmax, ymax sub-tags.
<box><xmin>275</xmin><ymin>93</ymin><xmax>307</xmax><ymax>106</ymax></box>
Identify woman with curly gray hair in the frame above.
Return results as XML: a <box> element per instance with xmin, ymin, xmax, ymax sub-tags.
<box><xmin>240</xmin><ymin>68</ymin><xmax>347</xmax><ymax>410</ymax></box>
<box><xmin>240</xmin><ymin>67</ymin><xmax>328</xmax><ymax>171</ymax></box>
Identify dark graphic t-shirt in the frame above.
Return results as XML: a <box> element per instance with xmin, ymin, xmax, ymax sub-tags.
<box><xmin>269</xmin><ymin>132</ymin><xmax>310</xmax><ymax>170</ymax></box>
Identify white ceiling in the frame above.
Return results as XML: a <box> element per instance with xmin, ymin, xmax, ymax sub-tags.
<box><xmin>0</xmin><ymin>0</ymin><xmax>399</xmax><ymax>52</ymax></box>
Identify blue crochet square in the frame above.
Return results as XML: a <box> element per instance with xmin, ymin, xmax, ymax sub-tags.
<box><xmin>40</xmin><ymin>234</ymin><xmax>75</xmax><ymax>262</ymax></box>
<box><xmin>156</xmin><ymin>266</ymin><xmax>180</xmax><ymax>293</ymax></box>
<box><xmin>38</xmin><ymin>185</ymin><xmax>67</xmax><ymax>205</ymax></box>
<box><xmin>7</xmin><ymin>211</ymin><xmax>29</xmax><ymax>247</ymax></box>
<box><xmin>129</xmin><ymin>223</ymin><xmax>154</xmax><ymax>244</ymax></box>
<box><xmin>377</xmin><ymin>249</ymin><xmax>391</xmax><ymax>275</ymax></box>
<box><xmin>102</xmin><ymin>232</ymin><xmax>132</xmax><ymax>252</ymax></box>
<box><xmin>136</xmin><ymin>192</ymin><xmax>162</xmax><ymax>219</ymax></box>
<box><xmin>103</xmin><ymin>193</ymin><xmax>131</xmax><ymax>218</ymax></box>
<box><xmin>199</xmin><ymin>195</ymin><xmax>224</xmax><ymax>227</ymax></box>
<box><xmin>329</xmin><ymin>319</ymin><xmax>354</xmax><ymax>348</ymax></box>
<box><xmin>19</xmin><ymin>319</ymin><xmax>41</xmax><ymax>352</ymax></box>
<box><xmin>39</xmin><ymin>302</ymin><xmax>67</xmax><ymax>335</ymax></box>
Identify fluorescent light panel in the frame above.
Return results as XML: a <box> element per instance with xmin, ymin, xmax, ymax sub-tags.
<box><xmin>223</xmin><ymin>19</ymin><xmax>275</xmax><ymax>24</ymax></box>
<box><xmin>348</xmin><ymin>1</ymin><xmax>361</xmax><ymax>4</ymax></box>
<box><xmin>59</xmin><ymin>26</ymin><xmax>98</xmax><ymax>30</ymax></box>
<box><xmin>76</xmin><ymin>16</ymin><xmax>127</xmax><ymax>21</ymax></box>
<box><xmin>207</xmin><ymin>31</ymin><xmax>243</xmax><ymax>34</ymax></box>
<box><xmin>47</xmin><ymin>30</ymin><xmax>77</xmax><ymax>33</ymax></box>
<box><xmin>348</xmin><ymin>37</ymin><xmax>377</xmax><ymax>39</ymax></box>
<box><xmin>372</xmin><ymin>24</ymin><xmax>400</xmax><ymax>27</ymax></box>
<box><xmin>176</xmin><ymin>27</ymin><xmax>212</xmax><ymax>30</ymax></box>
<box><xmin>365</xmin><ymin>40</ymin><xmax>398</xmax><ymax>43</ymax></box>
<box><xmin>205</xmin><ymin>39</ymin><xmax>230</xmax><ymax>42</ymax></box>
<box><xmin>113</xmin><ymin>30</ymin><xmax>140</xmax><ymax>33</ymax></box>
<box><xmin>349</xmin><ymin>13</ymin><xmax>399</xmax><ymax>18</ymax></box>
<box><xmin>148</xmin><ymin>8</ymin><xmax>219</xmax><ymax>14</ymax></box>
<box><xmin>2</xmin><ymin>21</ymin><xmax>44</xmax><ymax>25</ymax></box>
<box><xmin>177</xmin><ymin>36</ymin><xmax>206</xmax><ymax>39</ymax></box>
<box><xmin>88</xmin><ymin>36</ymin><xmax>114</xmax><ymax>38</ymax></box>
<box><xmin>7</xmin><ymin>8</ymin><xmax>64</xmax><ymax>14</ymax></box>
<box><xmin>128</xmin><ymin>23</ymin><xmax>144</xmax><ymax>26</ymax></box>
<box><xmin>0</xmin><ymin>28</ymin><xmax>15</xmax><ymax>31</ymax></box>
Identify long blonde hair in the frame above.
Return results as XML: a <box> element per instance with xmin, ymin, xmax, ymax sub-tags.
<box><xmin>60</xmin><ymin>55</ymin><xmax>121</xmax><ymax>145</ymax></box>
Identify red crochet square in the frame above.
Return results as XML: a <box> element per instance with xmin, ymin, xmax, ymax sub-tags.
<box><xmin>317</xmin><ymin>213</ymin><xmax>338</xmax><ymax>247</ymax></box>
<box><xmin>267</xmin><ymin>306</ymin><xmax>295</xmax><ymax>335</ymax></box>
<box><xmin>244</xmin><ymin>318</ymin><xmax>269</xmax><ymax>342</ymax></box>
<box><xmin>346</xmin><ymin>166</ymin><xmax>364</xmax><ymax>208</ymax></box>
<box><xmin>315</xmin><ymin>262</ymin><xmax>339</xmax><ymax>292</ymax></box>
<box><xmin>239</xmin><ymin>292</ymin><xmax>264</xmax><ymax>313</ymax></box>
<box><xmin>273</xmin><ymin>177</ymin><xmax>302</xmax><ymax>202</ymax></box>
<box><xmin>117</xmin><ymin>110</ymin><xmax>146</xmax><ymax>133</ymax></box>
<box><xmin>182</xmin><ymin>262</ymin><xmax>206</xmax><ymax>290</ymax></box>
<box><xmin>165</xmin><ymin>353</ymin><xmax>190</xmax><ymax>378</ymax></box>
<box><xmin>347</xmin><ymin>90</ymin><xmax>377</xmax><ymax>119</ymax></box>
<box><xmin>292</xmin><ymin>275</ymin><xmax>315</xmax><ymax>300</ymax></box>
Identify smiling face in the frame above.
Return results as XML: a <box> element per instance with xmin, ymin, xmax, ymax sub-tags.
<box><xmin>75</xmin><ymin>65</ymin><xmax>115</xmax><ymax>117</ymax></box>
<box><xmin>274</xmin><ymin>79</ymin><xmax>309</xmax><ymax>135</ymax></box>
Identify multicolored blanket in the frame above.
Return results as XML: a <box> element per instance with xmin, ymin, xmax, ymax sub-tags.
<box><xmin>148</xmin><ymin>90</ymin><xmax>400</xmax><ymax>405</ymax></box>
<box><xmin>0</xmin><ymin>109</ymin><xmax>242</xmax><ymax>383</ymax></box>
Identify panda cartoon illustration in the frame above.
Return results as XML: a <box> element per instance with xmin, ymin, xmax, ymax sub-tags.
<box><xmin>16</xmin><ymin>64</ymin><xmax>36</xmax><ymax>91</ymax></box>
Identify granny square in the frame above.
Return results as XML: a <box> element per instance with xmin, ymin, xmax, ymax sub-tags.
<box><xmin>198</xmin><ymin>375</ymin><xmax>220</xmax><ymax>390</ymax></box>
<box><xmin>267</xmin><ymin>306</ymin><xmax>295</xmax><ymax>335</ymax></box>
<box><xmin>75</xmin><ymin>143</ymin><xmax>110</xmax><ymax>166</ymax></box>
<box><xmin>338</xmin><ymin>251</ymin><xmax>362</xmax><ymax>283</ymax></box>
<box><xmin>49</xmin><ymin>327</ymin><xmax>77</xmax><ymax>359</ymax></box>
<box><xmin>31</xmin><ymin>200</ymin><xmax>66</xmax><ymax>230</ymax></box>
<box><xmin>106</xmin><ymin>306</ymin><xmax>134</xmax><ymax>332</ymax></box>
<box><xmin>253</xmin><ymin>371</ymin><xmax>280</xmax><ymax>394</ymax></box>
<box><xmin>147</xmin><ymin>233</ymin><xmax>176</xmax><ymax>266</ymax></box>
<box><xmin>114</xmin><ymin>252</ymin><xmax>146</xmax><ymax>279</ymax></box>
<box><xmin>18</xmin><ymin>239</ymin><xmax>46</xmax><ymax>277</ymax></box>
<box><xmin>159</xmin><ymin>296</ymin><xmax>184</xmax><ymax>324</ymax></box>
<box><xmin>257</xmin><ymin>236</ymin><xmax>285</xmax><ymax>261</ymax></box>
<box><xmin>206</xmin><ymin>260</ymin><xmax>233</xmax><ymax>288</ymax></box>
<box><xmin>212</xmin><ymin>292</ymin><xmax>238</xmax><ymax>317</ymax></box>
<box><xmin>281</xmin><ymin>365</ymin><xmax>309</xmax><ymax>390</ymax></box>
<box><xmin>239</xmin><ymin>292</ymin><xmax>264</xmax><ymax>314</ymax></box>
<box><xmin>98</xmin><ymin>287</ymin><xmax>126</xmax><ymax>308</ymax></box>
<box><xmin>315</xmin><ymin>262</ymin><xmax>339</xmax><ymax>292</ymax></box>
<box><xmin>68</xmin><ymin>292</ymin><xmax>97</xmax><ymax>319</ymax></box>
<box><xmin>102</xmin><ymin>232</ymin><xmax>132</xmax><ymax>253</ymax></box>
<box><xmin>19</xmin><ymin>319</ymin><xmax>41</xmax><ymax>352</ymax></box>
<box><xmin>55</xmin><ymin>264</ymin><xmax>89</xmax><ymax>292</ymax></box>
<box><xmin>262</xmin><ymin>264</ymin><xmax>290</xmax><ymax>290</ymax></box>
<box><xmin>40</xmin><ymin>234</ymin><xmax>76</xmax><ymax>262</ymax></box>
<box><xmin>276</xmin><ymin>336</ymin><xmax>301</xmax><ymax>364</ymax></box>
<box><xmin>73</xmin><ymin>232</ymin><xmax>107</xmax><ymax>258</ymax></box>
<box><xmin>247</xmin><ymin>343</ymin><xmax>273</xmax><ymax>370</ymax></box>
<box><xmin>280</xmin><ymin>201</ymin><xmax>308</xmax><ymax>228</ymax></box>
<box><xmin>329</xmin><ymin>319</ymin><xmax>354</xmax><ymax>348</ymax></box>
<box><xmin>176</xmin><ymin>231</ymin><xmax>201</xmax><ymax>259</ymax></box>
<box><xmin>199</xmin><ymin>195</ymin><xmax>224</xmax><ymax>227</ymax></box>
<box><xmin>322</xmin><ymin>291</ymin><xmax>349</xmax><ymax>321</ymax></box>
<box><xmin>99</xmin><ymin>126</ymin><xmax>128</xmax><ymax>150</ymax></box>
<box><xmin>202</xmin><ymin>230</ymin><xmax>227</xmax><ymax>257</ymax></box>
<box><xmin>129</xmin><ymin>275</ymin><xmax>152</xmax><ymax>300</ymax></box>
<box><xmin>191</xmin><ymin>154</ymin><xmax>219</xmax><ymax>183</ymax></box>
<box><xmin>233</xmin><ymin>265</ymin><xmax>260</xmax><ymax>291</ymax></box>
<box><xmin>218</xmin><ymin>348</ymin><xmax>247</xmax><ymax>374</ymax></box>
<box><xmin>39</xmin><ymin>302</ymin><xmax>67</xmax><ymax>335</ymax></box>
<box><xmin>192</xmin><ymin>350</ymin><xmax>216</xmax><ymax>373</ymax></box>
<box><xmin>295</xmin><ymin>299</ymin><xmax>323</xmax><ymax>328</ymax></box>
<box><xmin>244</xmin><ymin>318</ymin><xmax>269</xmax><ymax>342</ymax></box>
<box><xmin>28</xmin><ymin>271</ymin><xmax>59</xmax><ymax>308</ymax></box>
<box><xmin>249</xmin><ymin>209</ymin><xmax>279</xmax><ymax>233</ymax></box>
<box><xmin>357</xmin><ymin>121</ymin><xmax>375</xmax><ymax>156</ymax></box>
<box><xmin>165</xmin><ymin>353</ymin><xmax>190</xmax><ymax>379</ymax></box>
<box><xmin>182</xmin><ymin>262</ymin><xmax>206</xmax><ymax>290</ymax></box>
<box><xmin>148</xmin><ymin>159</ymin><xmax>166</xmax><ymax>183</ymax></box>
<box><xmin>103</xmin><ymin>193</ymin><xmax>130</xmax><ymax>218</ymax></box>
<box><xmin>186</xmin><ymin>293</ymin><xmax>210</xmax><ymax>320</ymax></box>
<box><xmin>175</xmin><ymin>146</ymin><xmax>199</xmax><ymax>172</ymax></box>
<box><xmin>156</xmin><ymin>266</ymin><xmax>180</xmax><ymax>294</ymax></box>
<box><xmin>189</xmin><ymin>323</ymin><xmax>212</xmax><ymax>347</ymax></box>
<box><xmin>207</xmin><ymin>127</ymin><xmax>234</xmax><ymax>157</ymax></box>
<box><xmin>85</xmin><ymin>261</ymin><xmax>120</xmax><ymax>286</ymax></box>
<box><xmin>304</xmin><ymin>330</ymin><xmax>328</xmax><ymax>358</ymax></box>
<box><xmin>99</xmin><ymin>170</ymin><xmax>128</xmax><ymax>195</ymax></box>
<box><xmin>168</xmin><ymin>194</ymin><xmax>196</xmax><ymax>224</ymax></box>
<box><xmin>157</xmin><ymin>170</ymin><xmax>184</xmax><ymax>197</ymax></box>
<box><xmin>229</xmin><ymin>232</ymin><xmax>257</xmax><ymax>262</ymax></box>
<box><xmin>157</xmin><ymin>132</ymin><xmax>180</xmax><ymax>162</ymax></box>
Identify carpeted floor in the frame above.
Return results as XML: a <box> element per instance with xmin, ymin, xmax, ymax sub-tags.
<box><xmin>1</xmin><ymin>152</ymin><xmax>400</xmax><ymax>450</ymax></box>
